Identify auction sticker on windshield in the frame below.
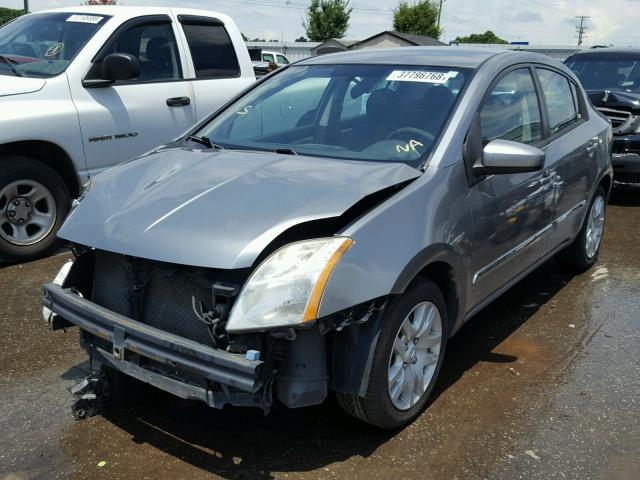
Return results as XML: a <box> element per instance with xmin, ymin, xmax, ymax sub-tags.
<box><xmin>386</xmin><ymin>70</ymin><xmax>458</xmax><ymax>84</ymax></box>
<box><xmin>66</xmin><ymin>14</ymin><xmax>104</xmax><ymax>24</ymax></box>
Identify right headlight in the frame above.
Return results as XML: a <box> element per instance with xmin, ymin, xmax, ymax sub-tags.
<box><xmin>226</xmin><ymin>237</ymin><xmax>353</xmax><ymax>333</ymax></box>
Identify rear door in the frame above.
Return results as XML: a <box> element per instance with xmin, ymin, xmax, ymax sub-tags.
<box><xmin>71</xmin><ymin>15</ymin><xmax>197</xmax><ymax>175</ymax></box>
<box><xmin>468</xmin><ymin>67</ymin><xmax>554</xmax><ymax>304</ymax></box>
<box><xmin>534</xmin><ymin>66</ymin><xmax>598</xmax><ymax>252</ymax></box>
<box><xmin>175</xmin><ymin>14</ymin><xmax>254</xmax><ymax>122</ymax></box>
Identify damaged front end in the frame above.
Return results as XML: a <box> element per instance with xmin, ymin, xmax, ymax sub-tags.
<box><xmin>43</xmin><ymin>247</ymin><xmax>337</xmax><ymax>413</ymax></box>
<box><xmin>588</xmin><ymin>89</ymin><xmax>640</xmax><ymax>182</ymax></box>
<box><xmin>43</xmin><ymin>150</ymin><xmax>417</xmax><ymax>416</ymax></box>
<box><xmin>43</xmin><ymin>243</ymin><xmax>386</xmax><ymax>415</ymax></box>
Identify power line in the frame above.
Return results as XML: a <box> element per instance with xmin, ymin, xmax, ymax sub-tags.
<box><xmin>575</xmin><ymin>15</ymin><xmax>590</xmax><ymax>46</ymax></box>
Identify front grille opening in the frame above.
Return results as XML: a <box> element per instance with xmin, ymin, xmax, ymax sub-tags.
<box><xmin>597</xmin><ymin>107</ymin><xmax>634</xmax><ymax>130</ymax></box>
<box><xmin>91</xmin><ymin>251</ymin><xmax>247</xmax><ymax>348</ymax></box>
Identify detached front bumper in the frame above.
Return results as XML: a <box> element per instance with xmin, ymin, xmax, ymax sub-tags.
<box><xmin>42</xmin><ymin>283</ymin><xmax>267</xmax><ymax>409</ymax></box>
<box><xmin>612</xmin><ymin>135</ymin><xmax>640</xmax><ymax>182</ymax></box>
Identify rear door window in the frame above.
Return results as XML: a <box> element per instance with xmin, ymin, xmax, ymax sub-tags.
<box><xmin>179</xmin><ymin>18</ymin><xmax>240</xmax><ymax>78</ymax></box>
<box><xmin>536</xmin><ymin>68</ymin><xmax>579</xmax><ymax>134</ymax></box>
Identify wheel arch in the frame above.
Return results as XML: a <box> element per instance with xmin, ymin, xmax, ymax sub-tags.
<box><xmin>391</xmin><ymin>243</ymin><xmax>467</xmax><ymax>333</ymax></box>
<box><xmin>598</xmin><ymin>173</ymin><xmax>613</xmax><ymax>199</ymax></box>
<box><xmin>0</xmin><ymin>141</ymin><xmax>81</xmax><ymax>198</ymax></box>
<box><xmin>329</xmin><ymin>244</ymin><xmax>467</xmax><ymax>397</ymax></box>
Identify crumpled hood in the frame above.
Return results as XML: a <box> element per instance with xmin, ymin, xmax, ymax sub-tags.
<box><xmin>587</xmin><ymin>89</ymin><xmax>640</xmax><ymax>135</ymax></box>
<box><xmin>587</xmin><ymin>89</ymin><xmax>640</xmax><ymax>111</ymax></box>
<box><xmin>59</xmin><ymin>148</ymin><xmax>420</xmax><ymax>269</ymax></box>
<box><xmin>0</xmin><ymin>75</ymin><xmax>46</xmax><ymax>97</ymax></box>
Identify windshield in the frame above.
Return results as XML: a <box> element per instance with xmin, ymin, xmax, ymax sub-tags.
<box><xmin>566</xmin><ymin>54</ymin><xmax>640</xmax><ymax>92</ymax></box>
<box><xmin>196</xmin><ymin>64</ymin><xmax>469</xmax><ymax>167</ymax></box>
<box><xmin>0</xmin><ymin>12</ymin><xmax>109</xmax><ymax>78</ymax></box>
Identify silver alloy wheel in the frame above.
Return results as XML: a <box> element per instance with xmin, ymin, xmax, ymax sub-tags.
<box><xmin>388</xmin><ymin>301</ymin><xmax>443</xmax><ymax>411</ymax></box>
<box><xmin>585</xmin><ymin>195</ymin><xmax>605</xmax><ymax>259</ymax></box>
<box><xmin>0</xmin><ymin>179</ymin><xmax>57</xmax><ymax>246</ymax></box>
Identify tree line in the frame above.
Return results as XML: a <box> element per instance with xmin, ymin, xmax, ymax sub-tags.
<box><xmin>302</xmin><ymin>0</ymin><xmax>507</xmax><ymax>44</ymax></box>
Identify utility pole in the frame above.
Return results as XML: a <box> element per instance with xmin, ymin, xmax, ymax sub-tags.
<box><xmin>23</xmin><ymin>0</ymin><xmax>29</xmax><ymax>13</ymax></box>
<box><xmin>575</xmin><ymin>15</ymin><xmax>590</xmax><ymax>46</ymax></box>
<box><xmin>437</xmin><ymin>0</ymin><xmax>445</xmax><ymax>30</ymax></box>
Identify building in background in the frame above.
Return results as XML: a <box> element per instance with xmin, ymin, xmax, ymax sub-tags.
<box><xmin>247</xmin><ymin>38</ymin><xmax>582</xmax><ymax>62</ymax></box>
<box><xmin>350</xmin><ymin>31</ymin><xmax>445</xmax><ymax>50</ymax></box>
<box><xmin>245</xmin><ymin>41</ymin><xmax>320</xmax><ymax>62</ymax></box>
<box><xmin>310</xmin><ymin>39</ymin><xmax>359</xmax><ymax>56</ymax></box>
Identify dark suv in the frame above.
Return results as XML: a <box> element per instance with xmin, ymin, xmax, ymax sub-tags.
<box><xmin>566</xmin><ymin>49</ymin><xmax>640</xmax><ymax>182</ymax></box>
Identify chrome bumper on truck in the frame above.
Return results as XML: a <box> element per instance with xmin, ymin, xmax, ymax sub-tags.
<box><xmin>42</xmin><ymin>283</ymin><xmax>266</xmax><ymax>409</ymax></box>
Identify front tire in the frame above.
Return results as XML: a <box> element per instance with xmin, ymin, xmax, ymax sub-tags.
<box><xmin>556</xmin><ymin>186</ymin><xmax>607</xmax><ymax>272</ymax></box>
<box><xmin>0</xmin><ymin>156</ymin><xmax>70</xmax><ymax>262</ymax></box>
<box><xmin>337</xmin><ymin>280</ymin><xmax>449</xmax><ymax>429</ymax></box>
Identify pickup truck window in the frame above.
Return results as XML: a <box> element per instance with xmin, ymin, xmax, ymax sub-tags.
<box><xmin>0</xmin><ymin>12</ymin><xmax>109</xmax><ymax>78</ymax></box>
<box><xmin>103</xmin><ymin>21</ymin><xmax>182</xmax><ymax>82</ymax></box>
<box><xmin>180</xmin><ymin>21</ymin><xmax>240</xmax><ymax>78</ymax></box>
<box><xmin>197</xmin><ymin>64</ymin><xmax>469</xmax><ymax>167</ymax></box>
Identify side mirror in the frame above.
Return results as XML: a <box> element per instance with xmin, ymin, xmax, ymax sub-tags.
<box><xmin>474</xmin><ymin>139</ymin><xmax>545</xmax><ymax>175</ymax></box>
<box><xmin>103</xmin><ymin>53</ymin><xmax>140</xmax><ymax>82</ymax></box>
<box><xmin>83</xmin><ymin>53</ymin><xmax>140</xmax><ymax>88</ymax></box>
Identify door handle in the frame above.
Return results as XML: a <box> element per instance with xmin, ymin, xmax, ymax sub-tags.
<box><xmin>166</xmin><ymin>96</ymin><xmax>191</xmax><ymax>107</ymax></box>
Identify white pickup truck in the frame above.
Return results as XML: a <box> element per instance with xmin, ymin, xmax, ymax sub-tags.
<box><xmin>0</xmin><ymin>6</ymin><xmax>255</xmax><ymax>261</ymax></box>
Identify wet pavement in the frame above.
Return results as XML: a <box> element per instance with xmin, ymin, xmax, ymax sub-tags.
<box><xmin>1</xmin><ymin>184</ymin><xmax>639</xmax><ymax>480</ymax></box>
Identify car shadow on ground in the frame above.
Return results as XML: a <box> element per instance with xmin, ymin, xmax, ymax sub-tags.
<box><xmin>61</xmin><ymin>261</ymin><xmax>575</xmax><ymax>479</ymax></box>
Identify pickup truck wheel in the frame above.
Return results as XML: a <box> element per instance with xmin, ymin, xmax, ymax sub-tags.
<box><xmin>0</xmin><ymin>156</ymin><xmax>70</xmax><ymax>262</ymax></box>
<box><xmin>556</xmin><ymin>186</ymin><xmax>607</xmax><ymax>272</ymax></box>
<box><xmin>337</xmin><ymin>280</ymin><xmax>449</xmax><ymax>429</ymax></box>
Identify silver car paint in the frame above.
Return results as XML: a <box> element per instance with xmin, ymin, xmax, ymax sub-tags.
<box><xmin>58</xmin><ymin>47</ymin><xmax>612</xmax><ymax>332</ymax></box>
<box><xmin>58</xmin><ymin>148</ymin><xmax>420</xmax><ymax>269</ymax></box>
<box><xmin>317</xmin><ymin>50</ymin><xmax>611</xmax><ymax>327</ymax></box>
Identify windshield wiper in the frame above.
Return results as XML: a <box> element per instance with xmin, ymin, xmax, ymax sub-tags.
<box><xmin>187</xmin><ymin>135</ymin><xmax>224</xmax><ymax>150</ymax></box>
<box><xmin>0</xmin><ymin>55</ymin><xmax>23</xmax><ymax>77</ymax></box>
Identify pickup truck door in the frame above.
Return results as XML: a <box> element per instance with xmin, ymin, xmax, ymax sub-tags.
<box><xmin>172</xmin><ymin>13</ymin><xmax>255</xmax><ymax>122</ymax></box>
<box><xmin>69</xmin><ymin>15</ymin><xmax>196</xmax><ymax>176</ymax></box>
<box><xmin>469</xmin><ymin>67</ymin><xmax>555</xmax><ymax>305</ymax></box>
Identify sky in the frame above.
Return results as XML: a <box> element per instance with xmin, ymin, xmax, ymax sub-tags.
<box><xmin>3</xmin><ymin>0</ymin><xmax>640</xmax><ymax>46</ymax></box>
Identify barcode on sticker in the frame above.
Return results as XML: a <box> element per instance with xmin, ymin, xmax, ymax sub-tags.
<box><xmin>386</xmin><ymin>70</ymin><xmax>453</xmax><ymax>84</ymax></box>
<box><xmin>66</xmin><ymin>15</ymin><xmax>104</xmax><ymax>24</ymax></box>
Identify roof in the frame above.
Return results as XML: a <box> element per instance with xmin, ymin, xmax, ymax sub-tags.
<box><xmin>298</xmin><ymin>46</ymin><xmax>507</xmax><ymax>69</ymax></box>
<box><xmin>42</xmin><ymin>5</ymin><xmax>229</xmax><ymax>21</ymax></box>
<box><xmin>351</xmin><ymin>31</ymin><xmax>446</xmax><ymax>48</ymax></box>
<box><xmin>569</xmin><ymin>48</ymin><xmax>640</xmax><ymax>56</ymax></box>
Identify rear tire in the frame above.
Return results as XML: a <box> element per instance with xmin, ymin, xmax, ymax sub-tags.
<box><xmin>337</xmin><ymin>279</ymin><xmax>449</xmax><ymax>429</ymax></box>
<box><xmin>0</xmin><ymin>156</ymin><xmax>70</xmax><ymax>262</ymax></box>
<box><xmin>556</xmin><ymin>186</ymin><xmax>607</xmax><ymax>272</ymax></box>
